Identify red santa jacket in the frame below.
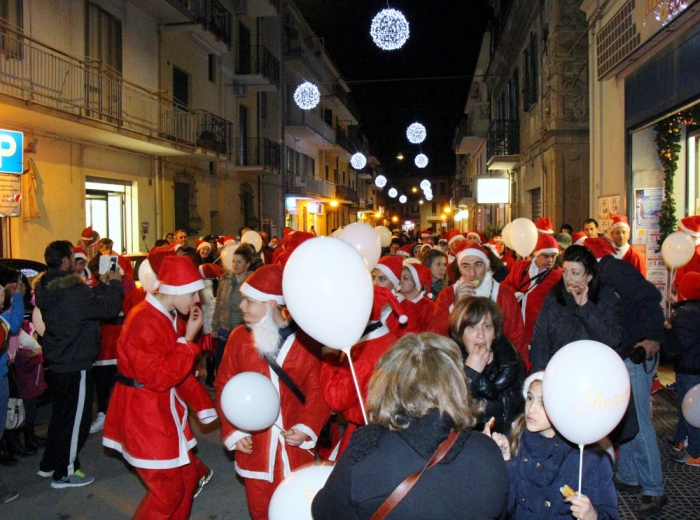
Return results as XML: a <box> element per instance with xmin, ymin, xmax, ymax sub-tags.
<box><xmin>320</xmin><ymin>324</ymin><xmax>398</xmax><ymax>456</ymax></box>
<box><xmin>102</xmin><ymin>294</ymin><xmax>202</xmax><ymax>469</ymax></box>
<box><xmin>501</xmin><ymin>260</ymin><xmax>562</xmax><ymax>365</ymax></box>
<box><xmin>428</xmin><ymin>273</ymin><xmax>526</xmax><ymax>357</ymax></box>
<box><xmin>673</xmin><ymin>245</ymin><xmax>700</xmax><ymax>287</ymax></box>
<box><xmin>617</xmin><ymin>244</ymin><xmax>647</xmax><ymax>278</ymax></box>
<box><xmin>214</xmin><ymin>324</ymin><xmax>329</xmax><ymax>482</ymax></box>
<box><xmin>405</xmin><ymin>293</ymin><xmax>437</xmax><ymax>332</ymax></box>
<box><xmin>95</xmin><ymin>286</ymin><xmax>145</xmax><ymax>365</ymax></box>
<box><xmin>386</xmin><ymin>298</ymin><xmax>422</xmax><ymax>337</ymax></box>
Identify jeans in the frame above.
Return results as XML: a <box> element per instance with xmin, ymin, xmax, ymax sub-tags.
<box><xmin>673</xmin><ymin>373</ymin><xmax>700</xmax><ymax>458</ymax></box>
<box><xmin>616</xmin><ymin>356</ymin><xmax>665</xmax><ymax>496</ymax></box>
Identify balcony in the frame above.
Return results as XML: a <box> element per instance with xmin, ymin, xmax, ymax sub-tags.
<box><xmin>130</xmin><ymin>0</ymin><xmax>195</xmax><ymax>24</ymax></box>
<box><xmin>285</xmin><ymin>106</ymin><xmax>335</xmax><ymax>144</ymax></box>
<box><xmin>161</xmin><ymin>0</ymin><xmax>232</xmax><ymax>53</ymax></box>
<box><xmin>238</xmin><ymin>0</ymin><xmax>280</xmax><ymax>17</ymax></box>
<box><xmin>283</xmin><ymin>37</ymin><xmax>333</xmax><ymax>88</ymax></box>
<box><xmin>235</xmin><ymin>45</ymin><xmax>280</xmax><ymax>91</ymax></box>
<box><xmin>0</xmin><ymin>20</ymin><xmax>228</xmax><ymax>157</ymax></box>
<box><xmin>234</xmin><ymin>137</ymin><xmax>281</xmax><ymax>172</ymax></box>
<box><xmin>335</xmin><ymin>184</ymin><xmax>358</xmax><ymax>205</ymax></box>
<box><xmin>195</xmin><ymin>111</ymin><xmax>233</xmax><ymax>158</ymax></box>
<box><xmin>486</xmin><ymin>119</ymin><xmax>520</xmax><ymax>170</ymax></box>
<box><xmin>285</xmin><ymin>174</ymin><xmax>335</xmax><ymax>199</ymax></box>
<box><xmin>452</xmin><ymin>185</ymin><xmax>474</xmax><ymax>209</ymax></box>
<box><xmin>453</xmin><ymin>105</ymin><xmax>490</xmax><ymax>155</ymax></box>
<box><xmin>325</xmin><ymin>82</ymin><xmax>358</xmax><ymax>124</ymax></box>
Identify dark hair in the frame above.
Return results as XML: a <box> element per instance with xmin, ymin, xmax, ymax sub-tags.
<box><xmin>390</xmin><ymin>237</ymin><xmax>402</xmax><ymax>246</ymax></box>
<box><xmin>97</xmin><ymin>238</ymin><xmax>113</xmax><ymax>249</ymax></box>
<box><xmin>44</xmin><ymin>240</ymin><xmax>74</xmax><ymax>268</ymax></box>
<box><xmin>583</xmin><ymin>218</ymin><xmax>599</xmax><ymax>228</ymax></box>
<box><xmin>422</xmin><ymin>248</ymin><xmax>446</xmax><ymax>268</ymax></box>
<box><xmin>483</xmin><ymin>245</ymin><xmax>505</xmax><ymax>271</ymax></box>
<box><xmin>154</xmin><ymin>239</ymin><xmax>169</xmax><ymax>247</ymax></box>
<box><xmin>555</xmin><ymin>244</ymin><xmax>601</xmax><ymax>304</ymax></box>
<box><xmin>449</xmin><ymin>297</ymin><xmax>504</xmax><ymax>353</ymax></box>
<box><xmin>234</xmin><ymin>244</ymin><xmax>254</xmax><ymax>265</ymax></box>
<box><xmin>560</xmin><ymin>224</ymin><xmax>573</xmax><ymax>234</ymax></box>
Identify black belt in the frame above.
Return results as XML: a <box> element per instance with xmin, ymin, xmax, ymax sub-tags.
<box><xmin>116</xmin><ymin>373</ymin><xmax>144</xmax><ymax>388</ymax></box>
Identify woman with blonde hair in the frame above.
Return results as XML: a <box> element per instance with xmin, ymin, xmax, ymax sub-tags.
<box><xmin>312</xmin><ymin>333</ymin><xmax>509</xmax><ymax>519</ymax></box>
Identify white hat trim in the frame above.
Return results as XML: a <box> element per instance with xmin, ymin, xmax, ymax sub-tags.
<box><xmin>158</xmin><ymin>279</ymin><xmax>205</xmax><ymax>295</ymax></box>
<box><xmin>404</xmin><ymin>263</ymin><xmax>421</xmax><ymax>289</ymax></box>
<box><xmin>610</xmin><ymin>221</ymin><xmax>630</xmax><ymax>231</ymax></box>
<box><xmin>680</xmin><ymin>221</ymin><xmax>700</xmax><ymax>238</ymax></box>
<box><xmin>374</xmin><ymin>263</ymin><xmax>400</xmax><ymax>288</ymax></box>
<box><xmin>456</xmin><ymin>248</ymin><xmax>490</xmax><ymax>268</ymax></box>
<box><xmin>533</xmin><ymin>247</ymin><xmax>559</xmax><ymax>257</ymax></box>
<box><xmin>448</xmin><ymin>234</ymin><xmax>466</xmax><ymax>246</ymax></box>
<box><xmin>574</xmin><ymin>236</ymin><xmax>586</xmax><ymax>245</ymax></box>
<box><xmin>74</xmin><ymin>252</ymin><xmax>87</xmax><ymax>260</ymax></box>
<box><xmin>240</xmin><ymin>282</ymin><xmax>285</xmax><ymax>305</ymax></box>
<box><xmin>523</xmin><ymin>371</ymin><xmax>545</xmax><ymax>399</ymax></box>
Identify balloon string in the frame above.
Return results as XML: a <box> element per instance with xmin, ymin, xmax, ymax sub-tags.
<box><xmin>347</xmin><ymin>353</ymin><xmax>368</xmax><ymax>424</ymax></box>
<box><xmin>273</xmin><ymin>422</ymin><xmax>286</xmax><ymax>434</ymax></box>
<box><xmin>667</xmin><ymin>267</ymin><xmax>675</xmax><ymax>319</ymax></box>
<box><xmin>578</xmin><ymin>444</ymin><xmax>584</xmax><ymax>500</ymax></box>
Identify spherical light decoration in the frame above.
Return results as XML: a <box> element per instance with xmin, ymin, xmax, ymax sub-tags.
<box><xmin>406</xmin><ymin>123</ymin><xmax>426</xmax><ymax>144</ymax></box>
<box><xmin>374</xmin><ymin>174</ymin><xmax>387</xmax><ymax>188</ymax></box>
<box><xmin>388</xmin><ymin>188</ymin><xmax>398</xmax><ymax>198</ymax></box>
<box><xmin>415</xmin><ymin>154</ymin><xmax>429</xmax><ymax>168</ymax></box>
<box><xmin>293</xmin><ymin>82</ymin><xmax>321</xmax><ymax>110</ymax></box>
<box><xmin>420</xmin><ymin>179</ymin><xmax>431</xmax><ymax>190</ymax></box>
<box><xmin>370</xmin><ymin>8</ymin><xmax>410</xmax><ymax>51</ymax></box>
<box><xmin>425</xmin><ymin>193</ymin><xmax>433</xmax><ymax>201</ymax></box>
<box><xmin>351</xmin><ymin>152</ymin><xmax>367</xmax><ymax>170</ymax></box>
<box><xmin>399</xmin><ymin>195</ymin><xmax>407</xmax><ymax>204</ymax></box>
<box><xmin>423</xmin><ymin>188</ymin><xmax>432</xmax><ymax>197</ymax></box>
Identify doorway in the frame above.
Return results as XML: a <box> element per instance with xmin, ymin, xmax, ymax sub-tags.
<box><xmin>85</xmin><ymin>179</ymin><xmax>133</xmax><ymax>253</ymax></box>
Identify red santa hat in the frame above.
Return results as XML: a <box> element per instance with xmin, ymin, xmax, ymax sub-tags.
<box><xmin>370</xmin><ymin>286</ymin><xmax>407</xmax><ymax>323</ymax></box>
<box><xmin>610</xmin><ymin>215</ymin><xmax>631</xmax><ymax>232</ymax></box>
<box><xmin>534</xmin><ymin>217</ymin><xmax>554</xmax><ymax>234</ymax></box>
<box><xmin>217</xmin><ymin>235</ymin><xmax>235</xmax><ymax>246</ymax></box>
<box><xmin>455</xmin><ymin>243</ymin><xmax>491</xmax><ymax>268</ymax></box>
<box><xmin>403</xmin><ymin>257</ymin><xmax>421</xmax><ymax>265</ymax></box>
<box><xmin>196</xmin><ymin>240</ymin><xmax>211</xmax><ymax>253</ymax></box>
<box><xmin>420</xmin><ymin>229</ymin><xmax>434</xmax><ymax>240</ymax></box>
<box><xmin>447</xmin><ymin>230</ymin><xmax>466</xmax><ymax>247</ymax></box>
<box><xmin>81</xmin><ymin>226</ymin><xmax>93</xmax><ymax>240</ymax></box>
<box><xmin>199</xmin><ymin>263</ymin><xmax>222</xmax><ymax>280</ymax></box>
<box><xmin>375</xmin><ymin>255</ymin><xmax>404</xmax><ymax>288</ymax></box>
<box><xmin>157</xmin><ymin>256</ymin><xmax>205</xmax><ymax>295</ymax></box>
<box><xmin>147</xmin><ymin>245</ymin><xmax>176</xmax><ymax>276</ymax></box>
<box><xmin>467</xmin><ymin>229</ymin><xmax>486</xmax><ymax>244</ymax></box>
<box><xmin>240</xmin><ymin>264</ymin><xmax>285</xmax><ymax>305</ymax></box>
<box><xmin>273</xmin><ymin>231</ymin><xmax>316</xmax><ymax>267</ymax></box>
<box><xmin>283</xmin><ymin>227</ymin><xmax>295</xmax><ymax>238</ymax></box>
<box><xmin>403</xmin><ymin>262</ymin><xmax>432</xmax><ymax>295</ymax></box>
<box><xmin>584</xmin><ymin>237</ymin><xmax>616</xmax><ymax>260</ymax></box>
<box><xmin>679</xmin><ymin>216</ymin><xmax>700</xmax><ymax>238</ymax></box>
<box><xmin>533</xmin><ymin>233</ymin><xmax>560</xmax><ymax>257</ymax></box>
<box><xmin>571</xmin><ymin>231</ymin><xmax>587</xmax><ymax>245</ymax></box>
<box><xmin>73</xmin><ymin>246</ymin><xmax>87</xmax><ymax>261</ymax></box>
<box><xmin>678</xmin><ymin>272</ymin><xmax>700</xmax><ymax>301</ymax></box>
<box><xmin>396</xmin><ymin>244</ymin><xmax>413</xmax><ymax>258</ymax></box>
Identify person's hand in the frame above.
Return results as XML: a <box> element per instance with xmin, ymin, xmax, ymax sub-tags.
<box><xmin>321</xmin><ymin>346</ymin><xmax>340</xmax><ymax>358</ymax></box>
<box><xmin>454</xmin><ymin>279</ymin><xmax>477</xmax><ymax>301</ymax></box>
<box><xmin>570</xmin><ymin>281</ymin><xmax>589</xmax><ymax>306</ymax></box>
<box><xmin>465</xmin><ymin>343</ymin><xmax>491</xmax><ymax>373</ymax></box>
<box><xmin>636</xmin><ymin>339</ymin><xmax>660</xmax><ymax>359</ymax></box>
<box><xmin>566</xmin><ymin>493</ymin><xmax>597</xmax><ymax>520</ymax></box>
<box><xmin>235</xmin><ymin>436</ymin><xmax>253</xmax><ymax>454</ymax></box>
<box><xmin>282</xmin><ymin>427</ymin><xmax>309</xmax><ymax>447</ymax></box>
<box><xmin>185</xmin><ymin>306</ymin><xmax>204</xmax><ymax>342</ymax></box>
<box><xmin>9</xmin><ymin>281</ymin><xmax>26</xmax><ymax>296</ymax></box>
<box><xmin>491</xmin><ymin>432</ymin><xmax>511</xmax><ymax>460</ymax></box>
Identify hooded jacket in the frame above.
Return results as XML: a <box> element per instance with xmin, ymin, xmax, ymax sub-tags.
<box><xmin>35</xmin><ymin>269</ymin><xmax>123</xmax><ymax>373</ymax></box>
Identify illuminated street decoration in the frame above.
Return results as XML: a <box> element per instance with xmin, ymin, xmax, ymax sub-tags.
<box><xmin>374</xmin><ymin>174</ymin><xmax>387</xmax><ymax>188</ymax></box>
<box><xmin>399</xmin><ymin>195</ymin><xmax>407</xmax><ymax>203</ymax></box>
<box><xmin>415</xmin><ymin>154</ymin><xmax>428</xmax><ymax>168</ymax></box>
<box><xmin>351</xmin><ymin>152</ymin><xmax>367</xmax><ymax>170</ymax></box>
<box><xmin>406</xmin><ymin>123</ymin><xmax>426</xmax><ymax>144</ymax></box>
<box><xmin>420</xmin><ymin>179</ymin><xmax>431</xmax><ymax>190</ymax></box>
<box><xmin>294</xmin><ymin>82</ymin><xmax>321</xmax><ymax>110</ymax></box>
<box><xmin>370</xmin><ymin>9</ymin><xmax>410</xmax><ymax>51</ymax></box>
<box><xmin>388</xmin><ymin>188</ymin><xmax>398</xmax><ymax>198</ymax></box>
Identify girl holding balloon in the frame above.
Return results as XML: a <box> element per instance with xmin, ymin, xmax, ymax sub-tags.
<box><xmin>491</xmin><ymin>372</ymin><xmax>618</xmax><ymax>520</ymax></box>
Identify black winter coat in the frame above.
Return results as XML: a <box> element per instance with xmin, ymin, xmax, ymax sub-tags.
<box><xmin>530</xmin><ymin>281</ymin><xmax>622</xmax><ymax>372</ymax></box>
<box><xmin>464</xmin><ymin>335</ymin><xmax>525</xmax><ymax>432</ymax></box>
<box><xmin>312</xmin><ymin>411</ymin><xmax>509</xmax><ymax>520</ymax></box>
<box><xmin>669</xmin><ymin>299</ymin><xmax>700</xmax><ymax>375</ymax></box>
<box><xmin>35</xmin><ymin>269</ymin><xmax>123</xmax><ymax>373</ymax></box>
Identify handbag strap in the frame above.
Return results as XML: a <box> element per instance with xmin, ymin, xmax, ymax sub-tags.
<box><xmin>265</xmin><ymin>357</ymin><xmax>306</xmax><ymax>405</ymax></box>
<box><xmin>370</xmin><ymin>430</ymin><xmax>460</xmax><ymax>520</ymax></box>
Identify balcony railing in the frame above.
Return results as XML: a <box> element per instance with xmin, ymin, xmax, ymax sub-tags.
<box><xmin>335</xmin><ymin>184</ymin><xmax>358</xmax><ymax>205</ymax></box>
<box><xmin>285</xmin><ymin>106</ymin><xmax>335</xmax><ymax>143</ymax></box>
<box><xmin>285</xmin><ymin>174</ymin><xmax>335</xmax><ymax>198</ymax></box>
<box><xmin>235</xmin><ymin>45</ymin><xmax>280</xmax><ymax>88</ymax></box>
<box><xmin>282</xmin><ymin>36</ymin><xmax>332</xmax><ymax>85</ymax></box>
<box><xmin>195</xmin><ymin>110</ymin><xmax>233</xmax><ymax>155</ymax></box>
<box><xmin>235</xmin><ymin>137</ymin><xmax>281</xmax><ymax>172</ymax></box>
<box><xmin>486</xmin><ymin>119</ymin><xmax>519</xmax><ymax>159</ymax></box>
<box><xmin>190</xmin><ymin>0</ymin><xmax>232</xmax><ymax>50</ymax></box>
<box><xmin>335</xmin><ymin>126</ymin><xmax>353</xmax><ymax>153</ymax></box>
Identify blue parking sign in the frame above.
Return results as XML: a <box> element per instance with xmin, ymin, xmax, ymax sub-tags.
<box><xmin>0</xmin><ymin>129</ymin><xmax>23</xmax><ymax>174</ymax></box>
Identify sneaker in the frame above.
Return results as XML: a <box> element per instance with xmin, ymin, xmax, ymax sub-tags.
<box><xmin>37</xmin><ymin>469</ymin><xmax>53</xmax><ymax>478</ymax></box>
<box><xmin>670</xmin><ymin>450</ymin><xmax>700</xmax><ymax>467</ymax></box>
<box><xmin>89</xmin><ymin>412</ymin><xmax>105</xmax><ymax>434</ymax></box>
<box><xmin>637</xmin><ymin>494</ymin><xmax>668</xmax><ymax>517</ymax></box>
<box><xmin>664</xmin><ymin>434</ymin><xmax>686</xmax><ymax>452</ymax></box>
<box><xmin>613</xmin><ymin>475</ymin><xmax>642</xmax><ymax>494</ymax></box>
<box><xmin>193</xmin><ymin>468</ymin><xmax>214</xmax><ymax>499</ymax></box>
<box><xmin>51</xmin><ymin>470</ymin><xmax>95</xmax><ymax>489</ymax></box>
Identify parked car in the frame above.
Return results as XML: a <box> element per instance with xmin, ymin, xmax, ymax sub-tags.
<box><xmin>0</xmin><ymin>258</ymin><xmax>48</xmax><ymax>319</ymax></box>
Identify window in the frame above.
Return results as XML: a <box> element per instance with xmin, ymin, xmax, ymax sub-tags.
<box><xmin>432</xmin><ymin>203</ymin><xmax>437</xmax><ymax>215</ymax></box>
<box><xmin>208</xmin><ymin>54</ymin><xmax>216</xmax><ymax>83</ymax></box>
<box><xmin>522</xmin><ymin>33</ymin><xmax>538</xmax><ymax>111</ymax></box>
<box><xmin>260</xmin><ymin>92</ymin><xmax>267</xmax><ymax>120</ymax></box>
<box><xmin>325</xmin><ymin>164</ymin><xmax>329</xmax><ymax>181</ymax></box>
<box><xmin>507</xmin><ymin>72</ymin><xmax>519</xmax><ymax>120</ymax></box>
<box><xmin>530</xmin><ymin>187</ymin><xmax>541</xmax><ymax>220</ymax></box>
<box><xmin>0</xmin><ymin>0</ymin><xmax>23</xmax><ymax>57</ymax></box>
<box><xmin>86</xmin><ymin>3</ymin><xmax>122</xmax><ymax>74</ymax></box>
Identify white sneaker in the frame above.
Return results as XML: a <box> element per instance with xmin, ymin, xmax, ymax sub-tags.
<box><xmin>89</xmin><ymin>412</ymin><xmax>105</xmax><ymax>434</ymax></box>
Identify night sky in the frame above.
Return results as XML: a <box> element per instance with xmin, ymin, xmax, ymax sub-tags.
<box><xmin>294</xmin><ymin>0</ymin><xmax>493</xmax><ymax>181</ymax></box>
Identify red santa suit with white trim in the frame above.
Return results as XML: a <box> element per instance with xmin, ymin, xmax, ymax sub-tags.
<box><xmin>214</xmin><ymin>264</ymin><xmax>329</xmax><ymax>520</ymax></box>
<box><xmin>673</xmin><ymin>216</ymin><xmax>700</xmax><ymax>287</ymax></box>
<box><xmin>372</xmin><ymin>256</ymin><xmax>421</xmax><ymax>337</ymax></box>
<box><xmin>102</xmin><ymin>256</ymin><xmax>212</xmax><ymax>520</ymax></box>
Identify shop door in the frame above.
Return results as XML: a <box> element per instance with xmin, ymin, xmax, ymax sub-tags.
<box><xmin>85</xmin><ymin>181</ymin><xmax>128</xmax><ymax>253</ymax></box>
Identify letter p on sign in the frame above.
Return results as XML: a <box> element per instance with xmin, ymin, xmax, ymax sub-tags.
<box><xmin>0</xmin><ymin>129</ymin><xmax>23</xmax><ymax>174</ymax></box>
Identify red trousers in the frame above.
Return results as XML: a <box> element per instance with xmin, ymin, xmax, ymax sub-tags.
<box><xmin>243</xmin><ymin>446</ymin><xmax>287</xmax><ymax>520</ymax></box>
<box><xmin>133</xmin><ymin>452</ymin><xmax>208</xmax><ymax>520</ymax></box>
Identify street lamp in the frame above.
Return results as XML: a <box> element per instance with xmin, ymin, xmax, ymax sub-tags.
<box><xmin>330</xmin><ymin>200</ymin><xmax>339</xmax><ymax>208</ymax></box>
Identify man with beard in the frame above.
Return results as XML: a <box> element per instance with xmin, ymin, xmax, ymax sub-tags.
<box><xmin>214</xmin><ymin>264</ymin><xmax>329</xmax><ymax>520</ymax></box>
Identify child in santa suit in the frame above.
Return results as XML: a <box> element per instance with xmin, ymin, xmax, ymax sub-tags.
<box><xmin>102</xmin><ymin>255</ymin><xmax>212</xmax><ymax>520</ymax></box>
<box><xmin>398</xmin><ymin>260</ymin><xmax>437</xmax><ymax>331</ymax></box>
<box><xmin>320</xmin><ymin>286</ymin><xmax>403</xmax><ymax>458</ymax></box>
<box><xmin>371</xmin><ymin>255</ymin><xmax>421</xmax><ymax>337</ymax></box>
<box><xmin>214</xmin><ymin>264</ymin><xmax>329</xmax><ymax>520</ymax></box>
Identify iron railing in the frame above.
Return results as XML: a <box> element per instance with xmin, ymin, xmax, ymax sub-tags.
<box><xmin>282</xmin><ymin>36</ymin><xmax>332</xmax><ymax>85</ymax></box>
<box><xmin>235</xmin><ymin>137</ymin><xmax>280</xmax><ymax>172</ymax></box>
<box><xmin>486</xmin><ymin>119</ymin><xmax>520</xmax><ymax>159</ymax></box>
<box><xmin>285</xmin><ymin>106</ymin><xmax>335</xmax><ymax>143</ymax></box>
<box><xmin>335</xmin><ymin>184</ymin><xmax>358</xmax><ymax>205</ymax></box>
<box><xmin>285</xmin><ymin>174</ymin><xmax>335</xmax><ymax>198</ymax></box>
<box><xmin>195</xmin><ymin>110</ymin><xmax>233</xmax><ymax>155</ymax></box>
<box><xmin>335</xmin><ymin>126</ymin><xmax>353</xmax><ymax>153</ymax></box>
<box><xmin>190</xmin><ymin>0</ymin><xmax>233</xmax><ymax>50</ymax></box>
<box><xmin>235</xmin><ymin>45</ymin><xmax>280</xmax><ymax>88</ymax></box>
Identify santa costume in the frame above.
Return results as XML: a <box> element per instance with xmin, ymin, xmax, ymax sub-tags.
<box><xmin>610</xmin><ymin>215</ymin><xmax>646</xmax><ymax>277</ymax></box>
<box><xmin>400</xmin><ymin>261</ymin><xmax>437</xmax><ymax>331</ymax></box>
<box><xmin>214</xmin><ymin>265</ymin><xmax>329</xmax><ymax>520</ymax></box>
<box><xmin>103</xmin><ymin>256</ymin><xmax>213</xmax><ymax>520</ymax></box>
<box><xmin>373</xmin><ymin>256</ymin><xmax>421</xmax><ymax>337</ymax></box>
<box><xmin>674</xmin><ymin>216</ymin><xmax>700</xmax><ymax>287</ymax></box>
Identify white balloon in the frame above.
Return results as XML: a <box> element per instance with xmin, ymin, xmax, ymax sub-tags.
<box><xmin>543</xmin><ymin>340</ymin><xmax>630</xmax><ymax>446</ymax></box>
<box><xmin>509</xmin><ymin>218</ymin><xmax>538</xmax><ymax>257</ymax></box>
<box><xmin>220</xmin><ymin>372</ymin><xmax>280</xmax><ymax>432</ymax></box>
<box><xmin>137</xmin><ymin>259</ymin><xmax>157</xmax><ymax>293</ymax></box>
<box><xmin>662</xmin><ymin>231</ymin><xmax>695</xmax><ymax>269</ymax></box>
<box><xmin>283</xmin><ymin>237</ymin><xmax>373</xmax><ymax>351</ymax></box>
<box><xmin>339</xmin><ymin>223</ymin><xmax>382</xmax><ymax>270</ymax></box>
<box><xmin>331</xmin><ymin>228</ymin><xmax>343</xmax><ymax>238</ymax></box>
<box><xmin>374</xmin><ymin>226</ymin><xmax>393</xmax><ymax>248</ymax></box>
<box><xmin>682</xmin><ymin>384</ymin><xmax>700</xmax><ymax>428</ymax></box>
<box><xmin>501</xmin><ymin>223</ymin><xmax>513</xmax><ymax>250</ymax></box>
<box><xmin>242</xmin><ymin>230</ymin><xmax>263</xmax><ymax>252</ymax></box>
<box><xmin>219</xmin><ymin>243</ymin><xmax>237</xmax><ymax>272</ymax></box>
<box><xmin>268</xmin><ymin>463</ymin><xmax>334</xmax><ymax>520</ymax></box>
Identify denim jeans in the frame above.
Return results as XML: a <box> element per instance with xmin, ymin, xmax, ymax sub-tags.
<box><xmin>673</xmin><ymin>373</ymin><xmax>700</xmax><ymax>458</ymax></box>
<box><xmin>616</xmin><ymin>356</ymin><xmax>665</xmax><ymax>496</ymax></box>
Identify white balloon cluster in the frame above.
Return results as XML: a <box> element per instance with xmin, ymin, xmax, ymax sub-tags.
<box><xmin>350</xmin><ymin>152</ymin><xmax>367</xmax><ymax>170</ymax></box>
<box><xmin>414</xmin><ymin>153</ymin><xmax>428</xmax><ymax>168</ymax></box>
<box><xmin>374</xmin><ymin>174</ymin><xmax>387</xmax><ymax>188</ymax></box>
<box><xmin>293</xmin><ymin>82</ymin><xmax>321</xmax><ymax>110</ymax></box>
<box><xmin>370</xmin><ymin>8</ymin><xmax>410</xmax><ymax>51</ymax></box>
<box><xmin>406</xmin><ymin>122</ymin><xmax>426</xmax><ymax>144</ymax></box>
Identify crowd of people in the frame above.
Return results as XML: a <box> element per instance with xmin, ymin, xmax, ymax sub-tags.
<box><xmin>0</xmin><ymin>214</ymin><xmax>697</xmax><ymax>519</ymax></box>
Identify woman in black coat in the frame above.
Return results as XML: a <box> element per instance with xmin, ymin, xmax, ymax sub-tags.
<box><xmin>449</xmin><ymin>297</ymin><xmax>526</xmax><ymax>433</ymax></box>
<box><xmin>530</xmin><ymin>245</ymin><xmax>623</xmax><ymax>372</ymax></box>
<box><xmin>312</xmin><ymin>333</ymin><xmax>509</xmax><ymax>520</ymax></box>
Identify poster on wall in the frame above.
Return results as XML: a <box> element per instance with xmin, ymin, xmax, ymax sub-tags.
<box><xmin>597</xmin><ymin>194</ymin><xmax>620</xmax><ymax>236</ymax></box>
<box><xmin>632</xmin><ymin>187</ymin><xmax>665</xmax><ymax>304</ymax></box>
<box><xmin>0</xmin><ymin>174</ymin><xmax>21</xmax><ymax>216</ymax></box>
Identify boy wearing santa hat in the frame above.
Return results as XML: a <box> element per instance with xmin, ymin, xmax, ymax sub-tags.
<box><xmin>214</xmin><ymin>265</ymin><xmax>329</xmax><ymax>520</ymax></box>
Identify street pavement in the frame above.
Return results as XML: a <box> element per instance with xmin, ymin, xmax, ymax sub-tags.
<box><xmin>2</xmin><ymin>384</ymin><xmax>700</xmax><ymax>519</ymax></box>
